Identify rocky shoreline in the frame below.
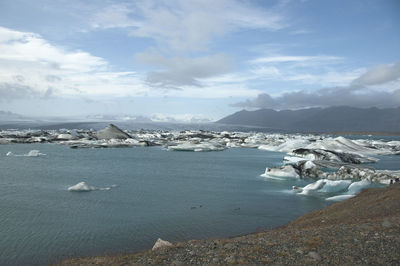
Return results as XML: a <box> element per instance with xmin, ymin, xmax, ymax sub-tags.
<box><xmin>57</xmin><ymin>183</ymin><xmax>400</xmax><ymax>265</ymax></box>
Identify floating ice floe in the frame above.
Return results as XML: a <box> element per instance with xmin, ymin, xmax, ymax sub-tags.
<box><xmin>261</xmin><ymin>164</ymin><xmax>300</xmax><ymax>178</ymax></box>
<box><xmin>325</xmin><ymin>194</ymin><xmax>355</xmax><ymax>201</ymax></box>
<box><xmin>25</xmin><ymin>150</ymin><xmax>46</xmax><ymax>156</ymax></box>
<box><xmin>293</xmin><ymin>178</ymin><xmax>374</xmax><ymax>201</ymax></box>
<box><xmin>6</xmin><ymin>150</ymin><xmax>46</xmax><ymax>157</ymax></box>
<box><xmin>67</xmin><ymin>182</ymin><xmax>116</xmax><ymax>192</ymax></box>
<box><xmin>167</xmin><ymin>142</ymin><xmax>226</xmax><ymax>152</ymax></box>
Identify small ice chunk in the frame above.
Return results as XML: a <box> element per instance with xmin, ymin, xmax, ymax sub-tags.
<box><xmin>326</xmin><ymin>194</ymin><xmax>355</xmax><ymax>201</ymax></box>
<box><xmin>261</xmin><ymin>165</ymin><xmax>300</xmax><ymax>178</ymax></box>
<box><xmin>26</xmin><ymin>150</ymin><xmax>46</xmax><ymax>157</ymax></box>
<box><xmin>68</xmin><ymin>182</ymin><xmax>96</xmax><ymax>192</ymax></box>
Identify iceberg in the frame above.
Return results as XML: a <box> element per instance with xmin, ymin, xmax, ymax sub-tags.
<box><xmin>67</xmin><ymin>182</ymin><xmax>117</xmax><ymax>192</ymax></box>
<box><xmin>318</xmin><ymin>180</ymin><xmax>352</xmax><ymax>193</ymax></box>
<box><xmin>96</xmin><ymin>124</ymin><xmax>131</xmax><ymax>140</ymax></box>
<box><xmin>5</xmin><ymin>150</ymin><xmax>46</xmax><ymax>157</ymax></box>
<box><xmin>68</xmin><ymin>182</ymin><xmax>96</xmax><ymax>192</ymax></box>
<box><xmin>326</xmin><ymin>194</ymin><xmax>355</xmax><ymax>201</ymax></box>
<box><xmin>25</xmin><ymin>150</ymin><xmax>46</xmax><ymax>157</ymax></box>
<box><xmin>261</xmin><ymin>164</ymin><xmax>300</xmax><ymax>178</ymax></box>
<box><xmin>347</xmin><ymin>179</ymin><xmax>371</xmax><ymax>194</ymax></box>
<box><xmin>167</xmin><ymin>142</ymin><xmax>226</xmax><ymax>152</ymax></box>
<box><xmin>295</xmin><ymin>179</ymin><xmax>351</xmax><ymax>195</ymax></box>
<box><xmin>297</xmin><ymin>179</ymin><xmax>326</xmax><ymax>195</ymax></box>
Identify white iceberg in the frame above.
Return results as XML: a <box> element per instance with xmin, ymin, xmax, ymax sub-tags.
<box><xmin>68</xmin><ymin>182</ymin><xmax>96</xmax><ymax>192</ymax></box>
<box><xmin>318</xmin><ymin>180</ymin><xmax>352</xmax><ymax>193</ymax></box>
<box><xmin>6</xmin><ymin>150</ymin><xmax>46</xmax><ymax>157</ymax></box>
<box><xmin>26</xmin><ymin>150</ymin><xmax>46</xmax><ymax>157</ymax></box>
<box><xmin>68</xmin><ymin>182</ymin><xmax>117</xmax><ymax>192</ymax></box>
<box><xmin>326</xmin><ymin>194</ymin><xmax>355</xmax><ymax>201</ymax></box>
<box><xmin>167</xmin><ymin>142</ymin><xmax>226</xmax><ymax>152</ymax></box>
<box><xmin>347</xmin><ymin>179</ymin><xmax>371</xmax><ymax>194</ymax></box>
<box><xmin>296</xmin><ymin>179</ymin><xmax>351</xmax><ymax>195</ymax></box>
<box><xmin>261</xmin><ymin>164</ymin><xmax>300</xmax><ymax>178</ymax></box>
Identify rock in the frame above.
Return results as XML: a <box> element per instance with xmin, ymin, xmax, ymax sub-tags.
<box><xmin>308</xmin><ymin>251</ymin><xmax>321</xmax><ymax>261</ymax></box>
<box><xmin>212</xmin><ymin>258</ymin><xmax>220</xmax><ymax>263</ymax></box>
<box><xmin>152</xmin><ymin>238</ymin><xmax>172</xmax><ymax>251</ymax></box>
<box><xmin>225</xmin><ymin>255</ymin><xmax>236</xmax><ymax>263</ymax></box>
<box><xmin>96</xmin><ymin>124</ymin><xmax>131</xmax><ymax>140</ymax></box>
<box><xmin>170</xmin><ymin>260</ymin><xmax>184</xmax><ymax>266</ymax></box>
<box><xmin>381</xmin><ymin>219</ymin><xmax>392</xmax><ymax>228</ymax></box>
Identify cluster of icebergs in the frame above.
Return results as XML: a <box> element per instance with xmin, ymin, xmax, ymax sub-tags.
<box><xmin>1</xmin><ymin>124</ymin><xmax>399</xmax><ymax>197</ymax></box>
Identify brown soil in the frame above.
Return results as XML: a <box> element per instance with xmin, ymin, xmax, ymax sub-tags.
<box><xmin>57</xmin><ymin>183</ymin><xmax>400</xmax><ymax>265</ymax></box>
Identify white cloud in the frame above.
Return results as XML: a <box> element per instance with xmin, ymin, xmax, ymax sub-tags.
<box><xmin>249</xmin><ymin>55</ymin><xmax>343</xmax><ymax>64</ymax></box>
<box><xmin>0</xmin><ymin>26</ymin><xmax>262</xmax><ymax>101</ymax></box>
<box><xmin>92</xmin><ymin>0</ymin><xmax>287</xmax><ymax>52</ymax></box>
<box><xmin>0</xmin><ymin>26</ymin><xmax>147</xmax><ymax>100</ymax></box>
<box><xmin>91</xmin><ymin>4</ymin><xmax>138</xmax><ymax>29</ymax></box>
<box><xmin>135</xmin><ymin>52</ymin><xmax>233</xmax><ymax>88</ymax></box>
<box><xmin>352</xmin><ymin>61</ymin><xmax>400</xmax><ymax>86</ymax></box>
<box><xmin>232</xmin><ymin>61</ymin><xmax>400</xmax><ymax>109</ymax></box>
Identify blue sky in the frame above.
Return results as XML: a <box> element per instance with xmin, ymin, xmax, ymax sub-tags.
<box><xmin>0</xmin><ymin>0</ymin><xmax>399</xmax><ymax>121</ymax></box>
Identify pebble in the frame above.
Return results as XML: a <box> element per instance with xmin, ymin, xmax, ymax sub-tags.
<box><xmin>225</xmin><ymin>256</ymin><xmax>236</xmax><ymax>263</ymax></box>
<box><xmin>170</xmin><ymin>260</ymin><xmax>184</xmax><ymax>266</ymax></box>
<box><xmin>308</xmin><ymin>251</ymin><xmax>321</xmax><ymax>261</ymax></box>
<box><xmin>381</xmin><ymin>219</ymin><xmax>392</xmax><ymax>228</ymax></box>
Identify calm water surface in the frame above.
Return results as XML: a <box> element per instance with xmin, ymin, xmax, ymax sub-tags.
<box><xmin>0</xmin><ymin>143</ymin><xmax>367</xmax><ymax>265</ymax></box>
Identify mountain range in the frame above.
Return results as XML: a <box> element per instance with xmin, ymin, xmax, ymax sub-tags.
<box><xmin>217</xmin><ymin>106</ymin><xmax>400</xmax><ymax>133</ymax></box>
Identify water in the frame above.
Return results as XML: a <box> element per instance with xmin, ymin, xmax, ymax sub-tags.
<box><xmin>0</xmin><ymin>143</ymin><xmax>393</xmax><ymax>265</ymax></box>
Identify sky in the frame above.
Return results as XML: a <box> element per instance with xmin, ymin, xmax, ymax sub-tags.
<box><xmin>0</xmin><ymin>0</ymin><xmax>399</xmax><ymax>121</ymax></box>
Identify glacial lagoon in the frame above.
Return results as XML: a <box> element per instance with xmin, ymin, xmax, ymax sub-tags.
<box><xmin>1</xmin><ymin>131</ymin><xmax>399</xmax><ymax>265</ymax></box>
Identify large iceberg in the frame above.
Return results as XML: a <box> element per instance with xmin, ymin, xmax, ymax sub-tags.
<box><xmin>294</xmin><ymin>178</ymin><xmax>374</xmax><ymax>201</ymax></box>
<box><xmin>96</xmin><ymin>124</ymin><xmax>131</xmax><ymax>140</ymax></box>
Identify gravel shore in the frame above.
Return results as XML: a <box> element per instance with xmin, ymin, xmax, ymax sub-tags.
<box><xmin>58</xmin><ymin>183</ymin><xmax>400</xmax><ymax>265</ymax></box>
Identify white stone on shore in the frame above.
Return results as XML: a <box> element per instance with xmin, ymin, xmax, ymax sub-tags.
<box><xmin>152</xmin><ymin>238</ymin><xmax>172</xmax><ymax>250</ymax></box>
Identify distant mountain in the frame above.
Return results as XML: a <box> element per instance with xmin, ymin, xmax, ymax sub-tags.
<box><xmin>217</xmin><ymin>106</ymin><xmax>400</xmax><ymax>133</ymax></box>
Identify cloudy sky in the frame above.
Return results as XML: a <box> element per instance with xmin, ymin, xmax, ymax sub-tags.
<box><xmin>0</xmin><ymin>0</ymin><xmax>399</xmax><ymax>121</ymax></box>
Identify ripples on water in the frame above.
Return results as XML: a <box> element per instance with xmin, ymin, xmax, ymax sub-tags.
<box><xmin>0</xmin><ymin>142</ymin><xmax>390</xmax><ymax>265</ymax></box>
